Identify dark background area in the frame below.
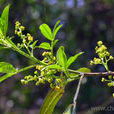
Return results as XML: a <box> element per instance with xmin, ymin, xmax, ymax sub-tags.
<box><xmin>0</xmin><ymin>0</ymin><xmax>114</xmax><ymax>114</ymax></box>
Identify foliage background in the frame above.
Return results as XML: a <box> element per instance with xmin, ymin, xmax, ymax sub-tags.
<box><xmin>0</xmin><ymin>0</ymin><xmax>114</xmax><ymax>114</ymax></box>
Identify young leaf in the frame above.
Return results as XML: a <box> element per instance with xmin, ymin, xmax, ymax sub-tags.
<box><xmin>66</xmin><ymin>52</ymin><xmax>84</xmax><ymax>68</ymax></box>
<box><xmin>39</xmin><ymin>42</ymin><xmax>51</xmax><ymax>50</ymax></box>
<box><xmin>56</xmin><ymin>46</ymin><xmax>67</xmax><ymax>68</ymax></box>
<box><xmin>53</xmin><ymin>24</ymin><xmax>63</xmax><ymax>39</ymax></box>
<box><xmin>53</xmin><ymin>20</ymin><xmax>63</xmax><ymax>39</ymax></box>
<box><xmin>30</xmin><ymin>40</ymin><xmax>38</xmax><ymax>48</ymax></box>
<box><xmin>76</xmin><ymin>67</ymin><xmax>91</xmax><ymax>73</ymax></box>
<box><xmin>39</xmin><ymin>24</ymin><xmax>52</xmax><ymax>41</ymax></box>
<box><xmin>1</xmin><ymin>5</ymin><xmax>10</xmax><ymax>36</ymax></box>
<box><xmin>53</xmin><ymin>20</ymin><xmax>61</xmax><ymax>31</ymax></box>
<box><xmin>46</xmin><ymin>64</ymin><xmax>62</xmax><ymax>70</ymax></box>
<box><xmin>0</xmin><ymin>62</ymin><xmax>16</xmax><ymax>73</ymax></box>
<box><xmin>53</xmin><ymin>39</ymin><xmax>59</xmax><ymax>46</ymax></box>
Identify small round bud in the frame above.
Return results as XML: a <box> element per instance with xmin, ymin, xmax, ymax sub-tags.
<box><xmin>112</xmin><ymin>93</ymin><xmax>114</xmax><ymax>98</ymax></box>
<box><xmin>47</xmin><ymin>78</ymin><xmax>53</xmax><ymax>83</ymax></box>
<box><xmin>36</xmin><ymin>65</ymin><xmax>44</xmax><ymax>70</ymax></box>
<box><xmin>20</xmin><ymin>26</ymin><xmax>25</xmax><ymax>31</ymax></box>
<box><xmin>109</xmin><ymin>56</ymin><xmax>113</xmax><ymax>60</ymax></box>
<box><xmin>34</xmin><ymin>71</ymin><xmax>38</xmax><ymax>74</ymax></box>
<box><xmin>21</xmin><ymin>79</ymin><xmax>25</xmax><ymax>84</ymax></box>
<box><xmin>36</xmin><ymin>81</ymin><xmax>40</xmax><ymax>86</ymax></box>
<box><xmin>101</xmin><ymin>78</ymin><xmax>105</xmax><ymax>82</ymax></box>
<box><xmin>90</xmin><ymin>60</ymin><xmax>94</xmax><ymax>65</ymax></box>
<box><xmin>55</xmin><ymin>86</ymin><xmax>60</xmax><ymax>90</ymax></box>
<box><xmin>97</xmin><ymin>41</ymin><xmax>103</xmax><ymax>46</ymax></box>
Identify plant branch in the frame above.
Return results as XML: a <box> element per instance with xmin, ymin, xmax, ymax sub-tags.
<box><xmin>69</xmin><ymin>69</ymin><xmax>114</xmax><ymax>77</ymax></box>
<box><xmin>83</xmin><ymin>72</ymin><xmax>114</xmax><ymax>77</ymax></box>
<box><xmin>72</xmin><ymin>74</ymin><xmax>84</xmax><ymax>114</ymax></box>
<box><xmin>0</xmin><ymin>64</ymin><xmax>37</xmax><ymax>82</ymax></box>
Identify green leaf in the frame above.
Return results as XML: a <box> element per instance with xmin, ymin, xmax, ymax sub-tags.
<box><xmin>0</xmin><ymin>73</ymin><xmax>14</xmax><ymax>82</ymax></box>
<box><xmin>0</xmin><ymin>28</ymin><xmax>3</xmax><ymax>36</ymax></box>
<box><xmin>53</xmin><ymin>39</ymin><xmax>59</xmax><ymax>46</ymax></box>
<box><xmin>76</xmin><ymin>67</ymin><xmax>91</xmax><ymax>73</ymax></box>
<box><xmin>0</xmin><ymin>62</ymin><xmax>16</xmax><ymax>73</ymax></box>
<box><xmin>39</xmin><ymin>24</ymin><xmax>52</xmax><ymax>41</ymax></box>
<box><xmin>63</xmin><ymin>105</ymin><xmax>73</xmax><ymax>114</ymax></box>
<box><xmin>68</xmin><ymin>73</ymin><xmax>80</xmax><ymax>78</ymax></box>
<box><xmin>39</xmin><ymin>42</ymin><xmax>51</xmax><ymax>50</ymax></box>
<box><xmin>0</xmin><ymin>5</ymin><xmax>10</xmax><ymax>36</ymax></box>
<box><xmin>53</xmin><ymin>20</ymin><xmax>63</xmax><ymax>39</ymax></box>
<box><xmin>53</xmin><ymin>24</ymin><xmax>63</xmax><ymax>39</ymax></box>
<box><xmin>66</xmin><ymin>52</ymin><xmax>84</xmax><ymax>68</ymax></box>
<box><xmin>40</xmin><ymin>87</ymin><xmax>64</xmax><ymax>114</ymax></box>
<box><xmin>46</xmin><ymin>64</ymin><xmax>62</xmax><ymax>70</ymax></box>
<box><xmin>56</xmin><ymin>46</ymin><xmax>67</xmax><ymax>68</ymax></box>
<box><xmin>53</xmin><ymin>20</ymin><xmax>61</xmax><ymax>31</ymax></box>
<box><xmin>31</xmin><ymin>40</ymin><xmax>38</xmax><ymax>48</ymax></box>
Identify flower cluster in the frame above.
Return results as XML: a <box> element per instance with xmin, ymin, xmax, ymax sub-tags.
<box><xmin>15</xmin><ymin>21</ymin><xmax>33</xmax><ymax>43</ymax></box>
<box><xmin>21</xmin><ymin>51</ymin><xmax>64</xmax><ymax>88</ymax></box>
<box><xmin>90</xmin><ymin>41</ymin><xmax>113</xmax><ymax>71</ymax></box>
<box><xmin>15</xmin><ymin>21</ymin><xmax>36</xmax><ymax>55</ymax></box>
<box><xmin>90</xmin><ymin>41</ymin><xmax>114</xmax><ymax>96</ymax></box>
<box><xmin>15</xmin><ymin>21</ymin><xmax>25</xmax><ymax>37</ymax></box>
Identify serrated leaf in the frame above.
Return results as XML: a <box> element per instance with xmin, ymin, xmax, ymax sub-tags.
<box><xmin>56</xmin><ymin>46</ymin><xmax>67</xmax><ymax>68</ymax></box>
<box><xmin>39</xmin><ymin>24</ymin><xmax>52</xmax><ymax>41</ymax></box>
<box><xmin>0</xmin><ymin>62</ymin><xmax>16</xmax><ymax>73</ymax></box>
<box><xmin>76</xmin><ymin>67</ymin><xmax>91</xmax><ymax>73</ymax></box>
<box><xmin>66</xmin><ymin>52</ymin><xmax>84</xmax><ymax>68</ymax></box>
<box><xmin>1</xmin><ymin>5</ymin><xmax>10</xmax><ymax>36</ymax></box>
<box><xmin>39</xmin><ymin>42</ymin><xmax>51</xmax><ymax>50</ymax></box>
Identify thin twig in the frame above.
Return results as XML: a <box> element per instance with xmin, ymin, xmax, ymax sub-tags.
<box><xmin>72</xmin><ymin>73</ymin><xmax>84</xmax><ymax>114</ymax></box>
<box><xmin>69</xmin><ymin>69</ymin><xmax>114</xmax><ymax>77</ymax></box>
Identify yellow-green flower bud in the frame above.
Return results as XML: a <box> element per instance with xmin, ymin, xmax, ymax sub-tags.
<box><xmin>47</xmin><ymin>78</ymin><xmax>53</xmax><ymax>83</ymax></box>
<box><xmin>56</xmin><ymin>79</ymin><xmax>62</xmax><ymax>83</ymax></box>
<box><xmin>17</xmin><ymin>31</ymin><xmax>22</xmax><ymax>36</ymax></box>
<box><xmin>90</xmin><ymin>60</ymin><xmax>94</xmax><ymax>65</ymax></box>
<box><xmin>15</xmin><ymin>21</ymin><xmax>21</xmax><ymax>27</ymax></box>
<box><xmin>36</xmin><ymin>65</ymin><xmax>44</xmax><ymax>70</ymax></box>
<box><xmin>35</xmin><ymin>81</ymin><xmax>40</xmax><ymax>86</ymax></box>
<box><xmin>55</xmin><ymin>86</ymin><xmax>60</xmax><ymax>90</ymax></box>
<box><xmin>33</xmin><ymin>75</ymin><xmax>38</xmax><ymax>81</ymax></box>
<box><xmin>20</xmin><ymin>26</ymin><xmax>25</xmax><ymax>31</ymax></box>
<box><xmin>109</xmin><ymin>56</ymin><xmax>113</xmax><ymax>60</ymax></box>
<box><xmin>41</xmin><ymin>71</ymin><xmax>45</xmax><ymax>75</ymax></box>
<box><xmin>101</xmin><ymin>78</ymin><xmax>105</xmax><ymax>82</ymax></box>
<box><xmin>112</xmin><ymin>93</ymin><xmax>114</xmax><ymax>98</ymax></box>
<box><xmin>107</xmin><ymin>82</ymin><xmax>114</xmax><ymax>87</ymax></box>
<box><xmin>93</xmin><ymin>58</ymin><xmax>101</xmax><ymax>64</ymax></box>
<box><xmin>39</xmin><ymin>78</ymin><xmax>45</xmax><ymax>83</ymax></box>
<box><xmin>97</xmin><ymin>41</ymin><xmax>103</xmax><ymax>46</ymax></box>
<box><xmin>21</xmin><ymin>79</ymin><xmax>25</xmax><ymax>84</ymax></box>
<box><xmin>34</xmin><ymin>71</ymin><xmax>38</xmax><ymax>74</ymax></box>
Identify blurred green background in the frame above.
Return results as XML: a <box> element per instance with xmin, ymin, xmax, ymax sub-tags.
<box><xmin>0</xmin><ymin>0</ymin><xmax>114</xmax><ymax>114</ymax></box>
